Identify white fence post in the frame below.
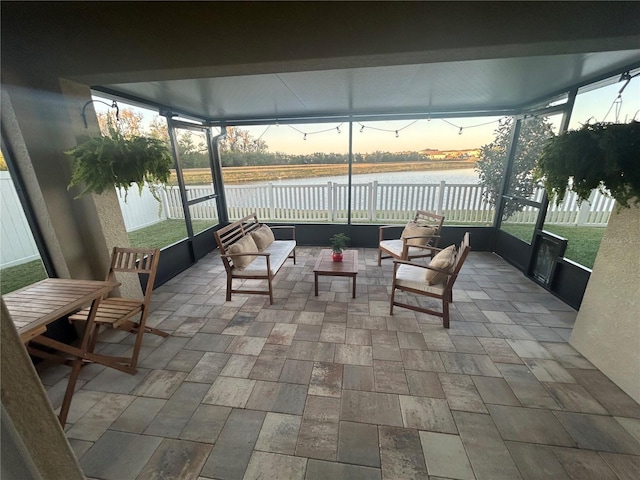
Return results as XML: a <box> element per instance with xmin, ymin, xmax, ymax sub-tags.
<box><xmin>160</xmin><ymin>187</ymin><xmax>171</xmax><ymax>220</ymax></box>
<box><xmin>268</xmin><ymin>183</ymin><xmax>275</xmax><ymax>220</ymax></box>
<box><xmin>576</xmin><ymin>190</ymin><xmax>596</xmax><ymax>226</ymax></box>
<box><xmin>327</xmin><ymin>182</ymin><xmax>334</xmax><ymax>222</ymax></box>
<box><xmin>368</xmin><ymin>181</ymin><xmax>377</xmax><ymax>221</ymax></box>
<box><xmin>437</xmin><ymin>181</ymin><xmax>446</xmax><ymax>215</ymax></box>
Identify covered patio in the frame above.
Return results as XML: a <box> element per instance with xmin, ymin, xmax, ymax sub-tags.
<box><xmin>2</xmin><ymin>2</ymin><xmax>640</xmax><ymax>479</ymax></box>
<box><xmin>42</xmin><ymin>247</ymin><xmax>640</xmax><ymax>479</ymax></box>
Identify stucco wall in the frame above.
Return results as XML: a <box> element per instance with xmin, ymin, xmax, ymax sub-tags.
<box><xmin>570</xmin><ymin>204</ymin><xmax>640</xmax><ymax>403</ymax></box>
<box><xmin>1</xmin><ymin>301</ymin><xmax>85</xmax><ymax>480</ymax></box>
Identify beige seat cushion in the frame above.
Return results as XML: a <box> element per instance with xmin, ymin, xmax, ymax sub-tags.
<box><xmin>396</xmin><ymin>263</ymin><xmax>446</xmax><ymax>295</ymax></box>
<box><xmin>425</xmin><ymin>244</ymin><xmax>456</xmax><ymax>285</ymax></box>
<box><xmin>252</xmin><ymin>224</ymin><xmax>275</xmax><ymax>250</ymax></box>
<box><xmin>228</xmin><ymin>234</ymin><xmax>259</xmax><ymax>271</ymax></box>
<box><xmin>401</xmin><ymin>221</ymin><xmax>437</xmax><ymax>247</ymax></box>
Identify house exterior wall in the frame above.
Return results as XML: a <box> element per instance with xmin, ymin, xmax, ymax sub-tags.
<box><xmin>570</xmin><ymin>204</ymin><xmax>640</xmax><ymax>403</ymax></box>
<box><xmin>1</xmin><ymin>80</ymin><xmax>140</xmax><ymax>299</ymax></box>
<box><xmin>1</xmin><ymin>301</ymin><xmax>85</xmax><ymax>480</ymax></box>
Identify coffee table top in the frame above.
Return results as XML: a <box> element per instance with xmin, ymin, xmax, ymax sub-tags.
<box><xmin>313</xmin><ymin>249</ymin><xmax>358</xmax><ymax>275</ymax></box>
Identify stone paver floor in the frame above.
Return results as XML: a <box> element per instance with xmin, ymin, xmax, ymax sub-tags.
<box><xmin>39</xmin><ymin>247</ymin><xmax>640</xmax><ymax>480</ymax></box>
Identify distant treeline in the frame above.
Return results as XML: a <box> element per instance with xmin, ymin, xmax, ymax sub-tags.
<box><xmin>219</xmin><ymin>150</ymin><xmax>432</xmax><ymax>168</ymax></box>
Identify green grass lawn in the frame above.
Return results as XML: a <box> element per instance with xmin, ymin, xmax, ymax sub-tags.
<box><xmin>0</xmin><ymin>259</ymin><xmax>47</xmax><ymax>295</ymax></box>
<box><xmin>0</xmin><ymin>220</ymin><xmax>214</xmax><ymax>294</ymax></box>
<box><xmin>544</xmin><ymin>225</ymin><xmax>605</xmax><ymax>269</ymax></box>
<box><xmin>127</xmin><ymin>219</ymin><xmax>214</xmax><ymax>249</ymax></box>
<box><xmin>500</xmin><ymin>223</ymin><xmax>605</xmax><ymax>269</ymax></box>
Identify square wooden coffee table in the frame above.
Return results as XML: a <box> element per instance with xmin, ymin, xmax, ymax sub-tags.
<box><xmin>313</xmin><ymin>249</ymin><xmax>358</xmax><ymax>298</ymax></box>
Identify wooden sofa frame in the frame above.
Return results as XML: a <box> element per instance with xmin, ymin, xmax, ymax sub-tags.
<box><xmin>214</xmin><ymin>213</ymin><xmax>296</xmax><ymax>304</ymax></box>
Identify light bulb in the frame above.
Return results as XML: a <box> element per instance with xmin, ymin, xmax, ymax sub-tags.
<box><xmin>360</xmin><ymin>125</ymin><xmax>365</xmax><ymax>133</ymax></box>
<box><xmin>458</xmin><ymin>127</ymin><xmax>463</xmax><ymax>135</ymax></box>
<box><xmin>303</xmin><ymin>133</ymin><xmax>307</xmax><ymax>141</ymax></box>
<box><xmin>395</xmin><ymin>130</ymin><xmax>399</xmax><ymax>138</ymax></box>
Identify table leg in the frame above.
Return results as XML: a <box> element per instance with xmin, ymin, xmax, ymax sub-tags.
<box><xmin>314</xmin><ymin>272</ymin><xmax>319</xmax><ymax>296</ymax></box>
<box><xmin>58</xmin><ymin>295</ymin><xmax>103</xmax><ymax>426</ymax></box>
<box><xmin>352</xmin><ymin>275</ymin><xmax>356</xmax><ymax>299</ymax></box>
<box><xmin>58</xmin><ymin>357</ymin><xmax>83</xmax><ymax>426</ymax></box>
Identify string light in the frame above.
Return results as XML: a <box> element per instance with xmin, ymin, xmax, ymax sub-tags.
<box><xmin>279</xmin><ymin>117</ymin><xmax>506</xmax><ymax>142</ymax></box>
<box><xmin>287</xmin><ymin>123</ymin><xmax>344</xmax><ymax>141</ymax></box>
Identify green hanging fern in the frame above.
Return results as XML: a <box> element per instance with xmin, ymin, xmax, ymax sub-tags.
<box><xmin>66</xmin><ymin>126</ymin><xmax>173</xmax><ymax>201</ymax></box>
<box><xmin>534</xmin><ymin>121</ymin><xmax>640</xmax><ymax>209</ymax></box>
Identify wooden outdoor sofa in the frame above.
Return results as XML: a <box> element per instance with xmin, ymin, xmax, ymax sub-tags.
<box><xmin>214</xmin><ymin>213</ymin><xmax>296</xmax><ymax>304</ymax></box>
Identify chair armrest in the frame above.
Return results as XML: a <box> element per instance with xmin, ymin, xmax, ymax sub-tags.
<box><xmin>401</xmin><ymin>234</ymin><xmax>440</xmax><ymax>243</ymax></box>
<box><xmin>392</xmin><ymin>259</ymin><xmax>451</xmax><ymax>275</ymax></box>
<box><xmin>270</xmin><ymin>225</ymin><xmax>296</xmax><ymax>240</ymax></box>
<box><xmin>401</xmin><ymin>235</ymin><xmax>441</xmax><ymax>251</ymax></box>
<box><xmin>221</xmin><ymin>252</ymin><xmax>271</xmax><ymax>258</ymax></box>
<box><xmin>379</xmin><ymin>225</ymin><xmax>403</xmax><ymax>241</ymax></box>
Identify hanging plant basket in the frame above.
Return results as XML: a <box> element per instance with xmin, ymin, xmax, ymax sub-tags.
<box><xmin>534</xmin><ymin>121</ymin><xmax>640</xmax><ymax>209</ymax></box>
<box><xmin>66</xmin><ymin>126</ymin><xmax>173</xmax><ymax>202</ymax></box>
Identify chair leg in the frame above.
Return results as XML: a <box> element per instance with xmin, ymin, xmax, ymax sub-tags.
<box><xmin>389</xmin><ymin>287</ymin><xmax>396</xmax><ymax>315</ymax></box>
<box><xmin>268</xmin><ymin>276</ymin><xmax>274</xmax><ymax>305</ymax></box>
<box><xmin>121</xmin><ymin>320</ymin><xmax>169</xmax><ymax>338</ymax></box>
<box><xmin>87</xmin><ymin>321</ymin><xmax>102</xmax><ymax>353</ymax></box>
<box><xmin>377</xmin><ymin>249</ymin><xmax>382</xmax><ymax>266</ymax></box>
<box><xmin>144</xmin><ymin>326</ymin><xmax>170</xmax><ymax>338</ymax></box>
<box><xmin>226</xmin><ymin>275</ymin><xmax>233</xmax><ymax>301</ymax></box>
<box><xmin>129</xmin><ymin>313</ymin><xmax>148</xmax><ymax>373</ymax></box>
<box><xmin>442</xmin><ymin>298</ymin><xmax>450</xmax><ymax>329</ymax></box>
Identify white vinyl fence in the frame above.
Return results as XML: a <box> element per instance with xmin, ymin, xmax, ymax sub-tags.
<box><xmin>1</xmin><ymin>172</ymin><xmax>40</xmax><ymax>268</ymax></box>
<box><xmin>1</xmin><ymin>174</ymin><xmax>616</xmax><ymax>268</ymax></box>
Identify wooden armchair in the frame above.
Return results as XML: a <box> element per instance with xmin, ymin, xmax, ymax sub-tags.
<box><xmin>69</xmin><ymin>247</ymin><xmax>167</xmax><ymax>374</ymax></box>
<box><xmin>390</xmin><ymin>232</ymin><xmax>470</xmax><ymax>328</ymax></box>
<box><xmin>378</xmin><ymin>210</ymin><xmax>444</xmax><ymax>266</ymax></box>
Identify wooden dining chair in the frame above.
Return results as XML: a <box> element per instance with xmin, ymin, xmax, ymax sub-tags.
<box><xmin>69</xmin><ymin>247</ymin><xmax>166</xmax><ymax>374</ymax></box>
<box><xmin>389</xmin><ymin>232</ymin><xmax>470</xmax><ymax>328</ymax></box>
<box><xmin>378</xmin><ymin>210</ymin><xmax>445</xmax><ymax>266</ymax></box>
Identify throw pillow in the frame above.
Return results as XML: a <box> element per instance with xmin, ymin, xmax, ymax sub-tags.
<box><xmin>228</xmin><ymin>234</ymin><xmax>259</xmax><ymax>271</ymax></box>
<box><xmin>401</xmin><ymin>221</ymin><xmax>437</xmax><ymax>247</ymax></box>
<box><xmin>425</xmin><ymin>244</ymin><xmax>456</xmax><ymax>285</ymax></box>
<box><xmin>252</xmin><ymin>224</ymin><xmax>275</xmax><ymax>251</ymax></box>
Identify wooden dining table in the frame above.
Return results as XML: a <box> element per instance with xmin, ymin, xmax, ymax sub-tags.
<box><xmin>3</xmin><ymin>278</ymin><xmax>120</xmax><ymax>426</ymax></box>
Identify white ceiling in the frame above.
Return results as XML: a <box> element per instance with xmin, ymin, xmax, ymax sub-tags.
<box><xmin>97</xmin><ymin>49</ymin><xmax>640</xmax><ymax>124</ymax></box>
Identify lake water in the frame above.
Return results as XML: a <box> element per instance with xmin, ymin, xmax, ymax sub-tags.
<box><xmin>256</xmin><ymin>168</ymin><xmax>481</xmax><ymax>186</ymax></box>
